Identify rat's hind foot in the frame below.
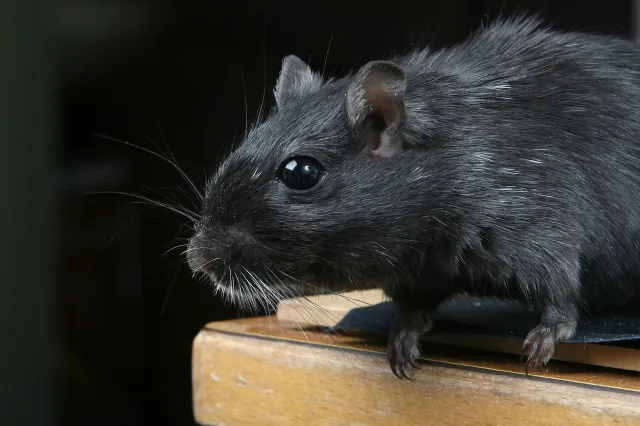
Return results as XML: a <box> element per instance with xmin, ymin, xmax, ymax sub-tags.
<box><xmin>521</xmin><ymin>321</ymin><xmax>576</xmax><ymax>374</ymax></box>
<box><xmin>520</xmin><ymin>292</ymin><xmax>579</xmax><ymax>374</ymax></box>
<box><xmin>386</xmin><ymin>311</ymin><xmax>433</xmax><ymax>379</ymax></box>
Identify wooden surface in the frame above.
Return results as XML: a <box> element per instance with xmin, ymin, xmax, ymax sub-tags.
<box><xmin>277</xmin><ymin>289</ymin><xmax>640</xmax><ymax>372</ymax></box>
<box><xmin>192</xmin><ymin>316</ymin><xmax>640</xmax><ymax>426</ymax></box>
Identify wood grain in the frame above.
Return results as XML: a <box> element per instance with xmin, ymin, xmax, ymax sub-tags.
<box><xmin>276</xmin><ymin>289</ymin><xmax>640</xmax><ymax>372</ymax></box>
<box><xmin>192</xmin><ymin>317</ymin><xmax>640</xmax><ymax>425</ymax></box>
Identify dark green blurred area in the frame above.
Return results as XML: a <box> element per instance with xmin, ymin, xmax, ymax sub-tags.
<box><xmin>1</xmin><ymin>1</ymin><xmax>633</xmax><ymax>425</ymax></box>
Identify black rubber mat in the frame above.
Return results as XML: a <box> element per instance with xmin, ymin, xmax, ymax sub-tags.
<box><xmin>333</xmin><ymin>298</ymin><xmax>640</xmax><ymax>345</ymax></box>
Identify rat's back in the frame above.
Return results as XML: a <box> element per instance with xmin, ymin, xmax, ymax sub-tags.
<box><xmin>398</xmin><ymin>16</ymin><xmax>640</xmax><ymax>310</ymax></box>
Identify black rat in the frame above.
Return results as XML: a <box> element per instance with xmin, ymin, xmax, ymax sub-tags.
<box><xmin>186</xmin><ymin>15</ymin><xmax>640</xmax><ymax>379</ymax></box>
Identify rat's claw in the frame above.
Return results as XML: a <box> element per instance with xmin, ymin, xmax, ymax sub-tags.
<box><xmin>401</xmin><ymin>365</ymin><xmax>413</xmax><ymax>380</ymax></box>
<box><xmin>387</xmin><ymin>329</ymin><xmax>421</xmax><ymax>380</ymax></box>
<box><xmin>408</xmin><ymin>357</ymin><xmax>420</xmax><ymax>369</ymax></box>
<box><xmin>390</xmin><ymin>362</ymin><xmax>401</xmax><ymax>379</ymax></box>
<box><xmin>389</xmin><ymin>346</ymin><xmax>405</xmax><ymax>379</ymax></box>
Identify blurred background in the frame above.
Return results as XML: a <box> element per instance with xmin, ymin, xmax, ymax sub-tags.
<box><xmin>1</xmin><ymin>0</ymin><xmax>636</xmax><ymax>425</ymax></box>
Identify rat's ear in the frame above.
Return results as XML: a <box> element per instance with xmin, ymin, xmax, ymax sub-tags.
<box><xmin>345</xmin><ymin>60</ymin><xmax>407</xmax><ymax>157</ymax></box>
<box><xmin>274</xmin><ymin>55</ymin><xmax>323</xmax><ymax>108</ymax></box>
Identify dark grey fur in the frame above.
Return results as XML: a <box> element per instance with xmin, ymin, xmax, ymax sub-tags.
<box><xmin>187</xmin><ymin>15</ymin><xmax>640</xmax><ymax>379</ymax></box>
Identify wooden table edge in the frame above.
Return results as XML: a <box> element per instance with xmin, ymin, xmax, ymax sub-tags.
<box><xmin>199</xmin><ymin>319</ymin><xmax>640</xmax><ymax>395</ymax></box>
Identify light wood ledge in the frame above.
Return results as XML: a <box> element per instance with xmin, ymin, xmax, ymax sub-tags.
<box><xmin>192</xmin><ymin>316</ymin><xmax>640</xmax><ymax>426</ymax></box>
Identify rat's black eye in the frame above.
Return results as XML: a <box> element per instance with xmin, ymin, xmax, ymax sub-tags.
<box><xmin>277</xmin><ymin>156</ymin><xmax>325</xmax><ymax>190</ymax></box>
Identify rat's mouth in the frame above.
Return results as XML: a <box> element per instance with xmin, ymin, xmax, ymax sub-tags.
<box><xmin>185</xmin><ymin>233</ymin><xmax>365</xmax><ymax>310</ymax></box>
<box><xmin>205</xmin><ymin>271</ymin><xmax>219</xmax><ymax>284</ymax></box>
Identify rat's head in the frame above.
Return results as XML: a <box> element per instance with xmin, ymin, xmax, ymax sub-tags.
<box><xmin>187</xmin><ymin>54</ymin><xmax>415</xmax><ymax>310</ymax></box>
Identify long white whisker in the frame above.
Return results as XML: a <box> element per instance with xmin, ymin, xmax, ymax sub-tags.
<box><xmin>86</xmin><ymin>191</ymin><xmax>200</xmax><ymax>223</ymax></box>
<box><xmin>239</xmin><ymin>269</ymin><xmax>259</xmax><ymax>312</ymax></box>
<box><xmin>277</xmin><ymin>269</ymin><xmax>372</xmax><ymax>307</ymax></box>
<box><xmin>164</xmin><ymin>243</ymin><xmax>189</xmax><ymax>256</ymax></box>
<box><xmin>139</xmin><ymin>131</ymin><xmax>201</xmax><ymax>210</ymax></box>
<box><xmin>244</xmin><ymin>267</ymin><xmax>280</xmax><ymax>309</ymax></box>
<box><xmin>243</xmin><ymin>269</ymin><xmax>271</xmax><ymax>315</ymax></box>
<box><xmin>192</xmin><ymin>257</ymin><xmax>222</xmax><ymax>275</ymax></box>
<box><xmin>266</xmin><ymin>268</ymin><xmax>342</xmax><ymax>329</ymax></box>
<box><xmin>322</xmin><ymin>35</ymin><xmax>333</xmax><ymax>75</ymax></box>
<box><xmin>237</xmin><ymin>64</ymin><xmax>249</xmax><ymax>140</ymax></box>
<box><xmin>94</xmin><ymin>133</ymin><xmax>203</xmax><ymax>202</ymax></box>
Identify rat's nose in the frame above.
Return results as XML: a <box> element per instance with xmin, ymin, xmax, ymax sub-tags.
<box><xmin>186</xmin><ymin>227</ymin><xmax>259</xmax><ymax>280</ymax></box>
<box><xmin>186</xmin><ymin>243</ymin><xmax>220</xmax><ymax>277</ymax></box>
<box><xmin>185</xmin><ymin>231</ymin><xmax>221</xmax><ymax>277</ymax></box>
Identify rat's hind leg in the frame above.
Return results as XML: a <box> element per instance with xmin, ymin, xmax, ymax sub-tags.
<box><xmin>520</xmin><ymin>260</ymin><xmax>581</xmax><ymax>373</ymax></box>
<box><xmin>521</xmin><ymin>302</ymin><xmax>578</xmax><ymax>372</ymax></box>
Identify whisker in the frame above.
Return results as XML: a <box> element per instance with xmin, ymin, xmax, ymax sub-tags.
<box><xmin>163</xmin><ymin>243</ymin><xmax>190</xmax><ymax>256</ymax></box>
<box><xmin>123</xmin><ymin>182</ymin><xmax>199</xmax><ymax>229</ymax></box>
<box><xmin>180</xmin><ymin>246</ymin><xmax>215</xmax><ymax>256</ymax></box>
<box><xmin>257</xmin><ymin>19</ymin><xmax>268</xmax><ymax>125</ymax></box>
<box><xmin>86</xmin><ymin>190</ymin><xmax>200</xmax><ymax>223</ymax></box>
<box><xmin>94</xmin><ymin>133</ymin><xmax>203</xmax><ymax>202</ymax></box>
<box><xmin>267</xmin><ymin>268</ymin><xmax>377</xmax><ymax>403</ymax></box>
<box><xmin>155</xmin><ymin>119</ymin><xmax>184</xmax><ymax>178</ymax></box>
<box><xmin>193</xmin><ymin>257</ymin><xmax>222</xmax><ymax>275</ymax></box>
<box><xmin>242</xmin><ymin>270</ymin><xmax>261</xmax><ymax>313</ymax></box>
<box><xmin>145</xmin><ymin>257</ymin><xmax>187</xmax><ymax>278</ymax></box>
<box><xmin>261</xmin><ymin>268</ymin><xmax>347</xmax><ymax>339</ymax></box>
<box><xmin>127</xmin><ymin>202</ymin><xmax>198</xmax><ymax>226</ymax></box>
<box><xmin>237</xmin><ymin>64</ymin><xmax>249</xmax><ymax>140</ymax></box>
<box><xmin>160</xmin><ymin>260</ymin><xmax>184</xmax><ymax>316</ymax></box>
<box><xmin>139</xmin><ymin>131</ymin><xmax>201</xmax><ymax>210</ymax></box>
<box><xmin>300</xmin><ymin>296</ymin><xmax>341</xmax><ymax>324</ymax></box>
<box><xmin>243</xmin><ymin>268</ymin><xmax>272</xmax><ymax>315</ymax></box>
<box><xmin>244</xmin><ymin>267</ymin><xmax>281</xmax><ymax>308</ymax></box>
<box><xmin>277</xmin><ymin>270</ymin><xmax>372</xmax><ymax>307</ymax></box>
<box><xmin>321</xmin><ymin>35</ymin><xmax>333</xmax><ymax>76</ymax></box>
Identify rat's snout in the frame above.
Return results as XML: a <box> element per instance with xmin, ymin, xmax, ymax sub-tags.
<box><xmin>186</xmin><ymin>232</ymin><xmax>220</xmax><ymax>278</ymax></box>
<box><xmin>186</xmin><ymin>227</ymin><xmax>260</xmax><ymax>284</ymax></box>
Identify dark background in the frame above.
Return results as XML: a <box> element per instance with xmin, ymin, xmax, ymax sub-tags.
<box><xmin>2</xmin><ymin>1</ymin><xmax>635</xmax><ymax>425</ymax></box>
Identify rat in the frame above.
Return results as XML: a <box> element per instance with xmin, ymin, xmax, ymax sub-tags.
<box><xmin>186</xmin><ymin>15</ymin><xmax>640</xmax><ymax>379</ymax></box>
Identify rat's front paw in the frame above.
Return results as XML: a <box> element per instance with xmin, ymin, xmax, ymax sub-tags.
<box><xmin>387</xmin><ymin>328</ymin><xmax>421</xmax><ymax>379</ymax></box>
<box><xmin>521</xmin><ymin>321</ymin><xmax>575</xmax><ymax>374</ymax></box>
